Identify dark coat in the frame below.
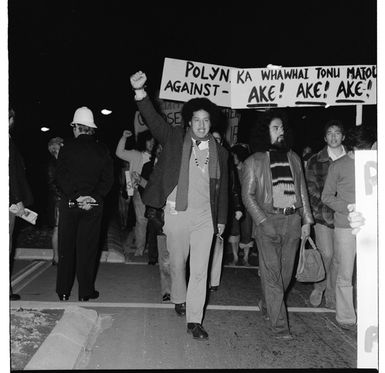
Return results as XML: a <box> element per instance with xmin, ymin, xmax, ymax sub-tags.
<box><xmin>55</xmin><ymin>134</ymin><xmax>114</xmax><ymax>202</ymax></box>
<box><xmin>9</xmin><ymin>137</ymin><xmax>33</xmax><ymax>206</ymax></box>
<box><xmin>137</xmin><ymin>96</ymin><xmax>228</xmax><ymax>233</ymax></box>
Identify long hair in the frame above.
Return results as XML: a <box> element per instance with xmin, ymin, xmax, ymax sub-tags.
<box><xmin>249</xmin><ymin>109</ymin><xmax>293</xmax><ymax>152</ymax></box>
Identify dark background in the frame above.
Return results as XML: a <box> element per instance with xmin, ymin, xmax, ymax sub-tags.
<box><xmin>8</xmin><ymin>0</ymin><xmax>377</xmax><ymax>224</ymax></box>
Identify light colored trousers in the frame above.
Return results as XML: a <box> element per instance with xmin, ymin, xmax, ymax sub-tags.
<box><xmin>313</xmin><ymin>223</ymin><xmax>337</xmax><ymax>305</ymax></box>
<box><xmin>163</xmin><ymin>204</ymin><xmax>214</xmax><ymax>324</ymax></box>
<box><xmin>334</xmin><ymin>227</ymin><xmax>357</xmax><ymax>325</ymax></box>
<box><xmin>209</xmin><ymin>236</ymin><xmax>223</xmax><ymax>287</ymax></box>
<box><xmin>132</xmin><ymin>189</ymin><xmax>148</xmax><ymax>252</ymax></box>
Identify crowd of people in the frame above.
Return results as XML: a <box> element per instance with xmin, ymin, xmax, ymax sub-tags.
<box><xmin>9</xmin><ymin>70</ymin><xmax>377</xmax><ymax>342</ymax></box>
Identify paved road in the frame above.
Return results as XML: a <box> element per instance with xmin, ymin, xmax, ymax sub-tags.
<box><xmin>11</xmin><ymin>259</ymin><xmax>357</xmax><ymax>369</ymax></box>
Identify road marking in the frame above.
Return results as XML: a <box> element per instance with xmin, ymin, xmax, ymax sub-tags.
<box><xmin>12</xmin><ymin>261</ymin><xmax>52</xmax><ymax>292</ymax></box>
<box><xmin>11</xmin><ymin>261</ymin><xmax>48</xmax><ymax>286</ymax></box>
<box><xmin>11</xmin><ymin>300</ymin><xmax>335</xmax><ymax>313</ymax></box>
<box><xmin>11</xmin><ymin>261</ymin><xmax>40</xmax><ymax>280</ymax></box>
<box><xmin>122</xmin><ymin>261</ymin><xmax>259</xmax><ymax>269</ymax></box>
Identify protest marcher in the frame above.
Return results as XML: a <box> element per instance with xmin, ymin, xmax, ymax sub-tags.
<box><xmin>55</xmin><ymin>106</ymin><xmax>113</xmax><ymax>301</ymax></box>
<box><xmin>305</xmin><ymin>120</ymin><xmax>346</xmax><ymax>309</ymax></box>
<box><xmin>241</xmin><ymin>110</ymin><xmax>313</xmax><ymax>339</ymax></box>
<box><xmin>321</xmin><ymin>125</ymin><xmax>375</xmax><ymax>330</ymax></box>
<box><xmin>229</xmin><ymin>144</ymin><xmax>254</xmax><ymax>266</ymax></box>
<box><xmin>47</xmin><ymin>137</ymin><xmax>64</xmax><ymax>265</ymax></box>
<box><xmin>131</xmin><ymin>142</ymin><xmax>162</xmax><ymax>265</ymax></box>
<box><xmin>118</xmin><ymin>160</ymin><xmax>131</xmax><ymax>231</ymax></box>
<box><xmin>9</xmin><ymin>108</ymin><xmax>34</xmax><ymax>301</ymax></box>
<box><xmin>116</xmin><ymin>129</ymin><xmax>155</xmax><ymax>256</ymax></box>
<box><xmin>130</xmin><ymin>71</ymin><xmax>228</xmax><ymax>340</ymax></box>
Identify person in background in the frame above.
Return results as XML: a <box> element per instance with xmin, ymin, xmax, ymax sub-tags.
<box><xmin>116</xmin><ymin>129</ymin><xmax>155</xmax><ymax>256</ymax></box>
<box><xmin>229</xmin><ymin>144</ymin><xmax>254</xmax><ymax>266</ymax></box>
<box><xmin>9</xmin><ymin>108</ymin><xmax>34</xmax><ymax>301</ymax></box>
<box><xmin>132</xmin><ymin>143</ymin><xmax>171</xmax><ymax>301</ymax></box>
<box><xmin>305</xmin><ymin>120</ymin><xmax>346</xmax><ymax>309</ymax></box>
<box><xmin>301</xmin><ymin>145</ymin><xmax>313</xmax><ymax>168</ymax></box>
<box><xmin>55</xmin><ymin>106</ymin><xmax>113</xmax><ymax>301</ymax></box>
<box><xmin>47</xmin><ymin>137</ymin><xmax>64</xmax><ymax>265</ymax></box>
<box><xmin>118</xmin><ymin>160</ymin><xmax>131</xmax><ymax>231</ymax></box>
<box><xmin>130</xmin><ymin>71</ymin><xmax>228</xmax><ymax>340</ymax></box>
<box><xmin>321</xmin><ymin>125</ymin><xmax>375</xmax><ymax>330</ymax></box>
<box><xmin>241</xmin><ymin>110</ymin><xmax>313</xmax><ymax>340</ymax></box>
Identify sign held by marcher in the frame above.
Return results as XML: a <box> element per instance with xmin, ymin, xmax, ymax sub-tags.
<box><xmin>230</xmin><ymin>65</ymin><xmax>376</xmax><ymax>109</ymax></box>
<box><xmin>159</xmin><ymin>58</ymin><xmax>232</xmax><ymax>107</ymax></box>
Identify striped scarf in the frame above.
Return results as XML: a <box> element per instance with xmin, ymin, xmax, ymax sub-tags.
<box><xmin>269</xmin><ymin>149</ymin><xmax>296</xmax><ymax>208</ymax></box>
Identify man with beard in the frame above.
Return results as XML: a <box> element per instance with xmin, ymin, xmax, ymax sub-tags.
<box><xmin>241</xmin><ymin>110</ymin><xmax>313</xmax><ymax>339</ymax></box>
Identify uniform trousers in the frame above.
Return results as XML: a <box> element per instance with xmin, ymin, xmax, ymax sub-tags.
<box><xmin>56</xmin><ymin>200</ymin><xmax>103</xmax><ymax>298</ymax></box>
<box><xmin>163</xmin><ymin>203</ymin><xmax>214</xmax><ymax>324</ymax></box>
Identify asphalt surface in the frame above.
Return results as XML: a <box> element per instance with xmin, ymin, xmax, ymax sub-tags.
<box><xmin>11</xmin><ymin>257</ymin><xmax>357</xmax><ymax>370</ymax></box>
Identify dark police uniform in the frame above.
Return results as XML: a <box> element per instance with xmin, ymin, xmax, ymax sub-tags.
<box><xmin>55</xmin><ymin>134</ymin><xmax>113</xmax><ymax>298</ymax></box>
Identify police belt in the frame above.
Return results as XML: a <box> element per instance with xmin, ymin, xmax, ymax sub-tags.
<box><xmin>272</xmin><ymin>206</ymin><xmax>297</xmax><ymax>215</ymax></box>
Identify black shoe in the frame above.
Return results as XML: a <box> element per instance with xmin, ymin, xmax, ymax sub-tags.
<box><xmin>209</xmin><ymin>286</ymin><xmax>219</xmax><ymax>292</ymax></box>
<box><xmin>58</xmin><ymin>294</ymin><xmax>70</xmax><ymax>301</ymax></box>
<box><xmin>187</xmin><ymin>323</ymin><xmax>208</xmax><ymax>340</ymax></box>
<box><xmin>79</xmin><ymin>290</ymin><xmax>99</xmax><ymax>302</ymax></box>
<box><xmin>148</xmin><ymin>260</ymin><xmax>157</xmax><ymax>265</ymax></box>
<box><xmin>162</xmin><ymin>293</ymin><xmax>171</xmax><ymax>302</ymax></box>
<box><xmin>175</xmin><ymin>302</ymin><xmax>186</xmax><ymax>316</ymax></box>
<box><xmin>10</xmin><ymin>293</ymin><xmax>21</xmax><ymax>301</ymax></box>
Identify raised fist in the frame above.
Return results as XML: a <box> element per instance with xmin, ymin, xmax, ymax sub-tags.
<box><xmin>123</xmin><ymin>130</ymin><xmax>133</xmax><ymax>138</ymax></box>
<box><xmin>130</xmin><ymin>71</ymin><xmax>147</xmax><ymax>90</ymax></box>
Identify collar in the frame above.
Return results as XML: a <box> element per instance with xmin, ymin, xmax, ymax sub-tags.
<box><xmin>192</xmin><ymin>138</ymin><xmax>209</xmax><ymax>150</ymax></box>
<box><xmin>327</xmin><ymin>145</ymin><xmax>346</xmax><ymax>161</ymax></box>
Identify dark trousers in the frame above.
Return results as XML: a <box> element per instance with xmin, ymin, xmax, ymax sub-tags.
<box><xmin>256</xmin><ymin>213</ymin><xmax>301</xmax><ymax>333</ymax></box>
<box><xmin>145</xmin><ymin>206</ymin><xmax>164</xmax><ymax>263</ymax></box>
<box><xmin>56</xmin><ymin>200</ymin><xmax>103</xmax><ymax>297</ymax></box>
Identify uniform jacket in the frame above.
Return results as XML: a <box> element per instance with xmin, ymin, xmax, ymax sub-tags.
<box><xmin>9</xmin><ymin>137</ymin><xmax>33</xmax><ymax>206</ymax></box>
<box><xmin>305</xmin><ymin>146</ymin><xmax>334</xmax><ymax>228</ymax></box>
<box><xmin>241</xmin><ymin>150</ymin><xmax>313</xmax><ymax>227</ymax></box>
<box><xmin>56</xmin><ymin>134</ymin><xmax>114</xmax><ymax>203</ymax></box>
<box><xmin>136</xmin><ymin>96</ymin><xmax>228</xmax><ymax>234</ymax></box>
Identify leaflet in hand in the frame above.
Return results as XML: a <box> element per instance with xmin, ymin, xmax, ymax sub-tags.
<box><xmin>9</xmin><ymin>205</ymin><xmax>38</xmax><ymax>225</ymax></box>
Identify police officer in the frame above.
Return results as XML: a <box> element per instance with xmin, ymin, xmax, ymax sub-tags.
<box><xmin>55</xmin><ymin>107</ymin><xmax>113</xmax><ymax>301</ymax></box>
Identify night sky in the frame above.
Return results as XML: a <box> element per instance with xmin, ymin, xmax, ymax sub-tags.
<box><xmin>7</xmin><ymin>0</ymin><xmax>377</xmax><ymax>222</ymax></box>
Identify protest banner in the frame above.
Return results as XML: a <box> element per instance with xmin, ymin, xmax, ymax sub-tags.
<box><xmin>230</xmin><ymin>65</ymin><xmax>376</xmax><ymax>109</ymax></box>
<box><xmin>159</xmin><ymin>57</ymin><xmax>232</xmax><ymax>107</ymax></box>
<box><xmin>355</xmin><ymin>150</ymin><xmax>378</xmax><ymax>369</ymax></box>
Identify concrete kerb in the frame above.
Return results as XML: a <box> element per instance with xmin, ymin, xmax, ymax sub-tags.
<box><xmin>23</xmin><ymin>305</ymin><xmax>99</xmax><ymax>370</ymax></box>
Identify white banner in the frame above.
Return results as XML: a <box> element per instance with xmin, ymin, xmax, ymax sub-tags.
<box><xmin>230</xmin><ymin>65</ymin><xmax>376</xmax><ymax>109</ymax></box>
<box><xmin>355</xmin><ymin>150</ymin><xmax>378</xmax><ymax>369</ymax></box>
<box><xmin>159</xmin><ymin>57</ymin><xmax>232</xmax><ymax>107</ymax></box>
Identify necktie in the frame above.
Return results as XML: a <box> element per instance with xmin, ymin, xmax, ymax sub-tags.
<box><xmin>196</xmin><ymin>140</ymin><xmax>201</xmax><ymax>147</ymax></box>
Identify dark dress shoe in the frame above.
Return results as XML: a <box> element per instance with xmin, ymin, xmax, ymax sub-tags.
<box><xmin>148</xmin><ymin>260</ymin><xmax>158</xmax><ymax>265</ymax></box>
<box><xmin>162</xmin><ymin>293</ymin><xmax>171</xmax><ymax>302</ymax></box>
<box><xmin>174</xmin><ymin>302</ymin><xmax>186</xmax><ymax>316</ymax></box>
<box><xmin>187</xmin><ymin>323</ymin><xmax>208</xmax><ymax>340</ymax></box>
<box><xmin>58</xmin><ymin>294</ymin><xmax>70</xmax><ymax>301</ymax></box>
<box><xmin>79</xmin><ymin>290</ymin><xmax>99</xmax><ymax>302</ymax></box>
<box><xmin>209</xmin><ymin>286</ymin><xmax>219</xmax><ymax>292</ymax></box>
<box><xmin>10</xmin><ymin>293</ymin><xmax>21</xmax><ymax>301</ymax></box>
